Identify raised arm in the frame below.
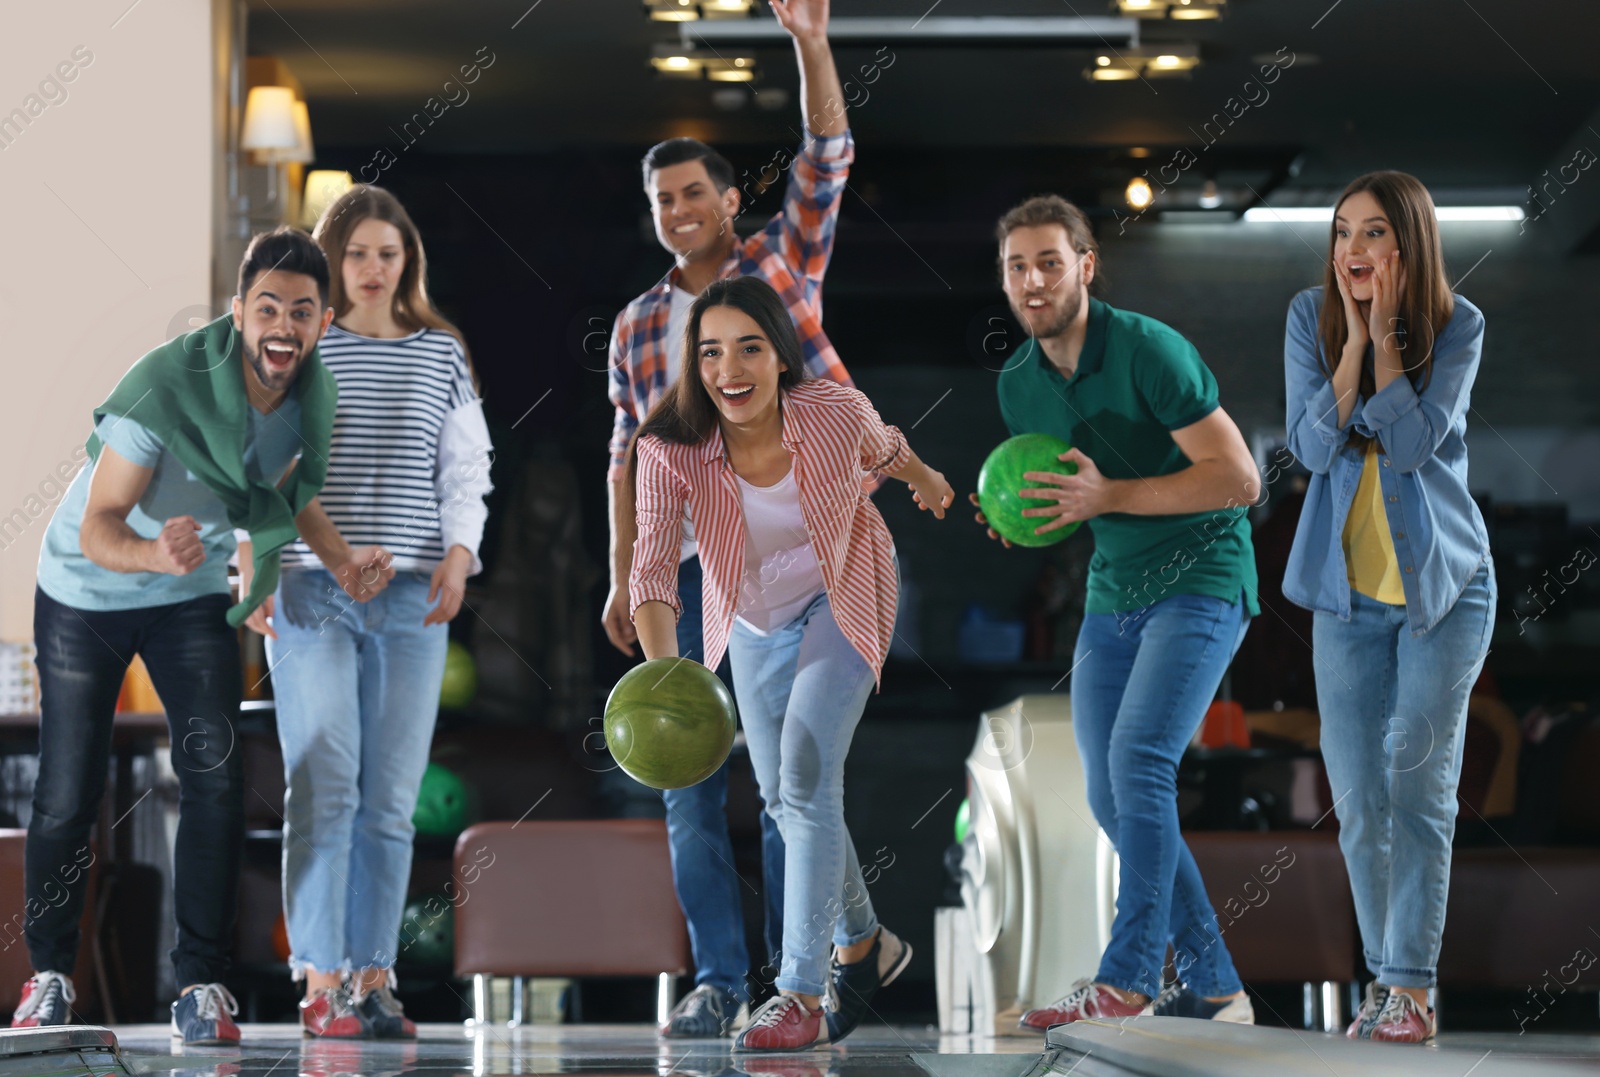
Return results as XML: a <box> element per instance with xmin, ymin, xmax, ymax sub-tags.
<box><xmin>773</xmin><ymin>0</ymin><xmax>846</xmax><ymax>139</ymax></box>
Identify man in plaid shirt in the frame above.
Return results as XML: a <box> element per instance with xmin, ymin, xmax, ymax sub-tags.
<box><xmin>601</xmin><ymin>0</ymin><xmax>861</xmax><ymax>1041</ymax></box>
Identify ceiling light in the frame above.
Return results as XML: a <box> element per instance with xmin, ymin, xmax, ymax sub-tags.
<box><xmin>1087</xmin><ymin>44</ymin><xmax>1199</xmax><ymax>80</ymax></box>
<box><xmin>646</xmin><ymin>0</ymin><xmax>755</xmax><ymax>17</ymax></box>
<box><xmin>1115</xmin><ymin>0</ymin><xmax>1226</xmax><ymax>18</ymax></box>
<box><xmin>1126</xmin><ymin>177</ymin><xmax>1154</xmax><ymax>210</ymax></box>
<box><xmin>650</xmin><ymin>46</ymin><xmax>757</xmax><ymax>80</ymax></box>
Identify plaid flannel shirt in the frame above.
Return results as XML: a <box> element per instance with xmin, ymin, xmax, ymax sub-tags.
<box><xmin>606</xmin><ymin>129</ymin><xmax>857</xmax><ymax>482</ymax></box>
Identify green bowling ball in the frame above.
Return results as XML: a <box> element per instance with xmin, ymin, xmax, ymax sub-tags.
<box><xmin>439</xmin><ymin>641</ymin><xmax>477</xmax><ymax>710</ymax></box>
<box><xmin>412</xmin><ymin>761</ymin><xmax>471</xmax><ymax>838</ymax></box>
<box><xmin>399</xmin><ymin>894</ymin><xmax>454</xmax><ymax>967</ymax></box>
<box><xmin>976</xmin><ymin>433</ymin><xmax>1080</xmax><ymax>547</ymax></box>
<box><xmin>604</xmin><ymin>658</ymin><xmax>737</xmax><ymax>790</ymax></box>
<box><xmin>955</xmin><ymin>797</ymin><xmax>971</xmax><ymax>844</ymax></box>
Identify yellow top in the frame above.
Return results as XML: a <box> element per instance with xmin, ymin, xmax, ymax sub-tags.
<box><xmin>1342</xmin><ymin>443</ymin><xmax>1406</xmax><ymax>605</ymax></box>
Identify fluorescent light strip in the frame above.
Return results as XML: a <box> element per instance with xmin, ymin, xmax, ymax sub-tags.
<box><xmin>1242</xmin><ymin>206</ymin><xmax>1525</xmax><ymax>223</ymax></box>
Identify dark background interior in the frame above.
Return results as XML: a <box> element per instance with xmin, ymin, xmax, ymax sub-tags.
<box><xmin>221</xmin><ymin>0</ymin><xmax>1600</xmax><ymax>1027</ymax></box>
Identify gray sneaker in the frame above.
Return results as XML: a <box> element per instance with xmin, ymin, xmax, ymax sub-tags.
<box><xmin>662</xmin><ymin>983</ymin><xmax>748</xmax><ymax>1038</ymax></box>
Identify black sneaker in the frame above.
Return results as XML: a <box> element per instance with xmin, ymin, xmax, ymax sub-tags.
<box><xmin>10</xmin><ymin>972</ymin><xmax>75</xmax><ymax>1028</ymax></box>
<box><xmin>662</xmin><ymin>983</ymin><xmax>747</xmax><ymax>1038</ymax></box>
<box><xmin>824</xmin><ymin>927</ymin><xmax>912</xmax><ymax>1042</ymax></box>
<box><xmin>356</xmin><ymin>984</ymin><xmax>417</xmax><ymax>1039</ymax></box>
<box><xmin>1149</xmin><ymin>981</ymin><xmax>1254</xmax><ymax>1023</ymax></box>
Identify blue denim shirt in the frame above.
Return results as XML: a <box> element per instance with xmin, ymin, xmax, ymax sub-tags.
<box><xmin>1282</xmin><ymin>286</ymin><xmax>1490</xmax><ymax>635</ymax></box>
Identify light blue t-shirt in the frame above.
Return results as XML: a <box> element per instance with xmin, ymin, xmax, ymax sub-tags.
<box><xmin>38</xmin><ymin>402</ymin><xmax>303</xmax><ymax>611</ymax></box>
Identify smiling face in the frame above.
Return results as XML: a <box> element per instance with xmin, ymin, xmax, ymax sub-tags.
<box><xmin>649</xmin><ymin>159</ymin><xmax>741</xmax><ymax>262</ymax></box>
<box><xmin>1002</xmin><ymin>224</ymin><xmax>1095</xmax><ymax>340</ymax></box>
<box><xmin>1333</xmin><ymin>189</ymin><xmax>1399</xmax><ymax>302</ymax></box>
<box><xmin>696</xmin><ymin>303</ymin><xmax>787</xmax><ymax>428</ymax></box>
<box><xmin>231</xmin><ymin>268</ymin><xmax>329</xmax><ymax>395</ymax></box>
<box><xmin>340</xmin><ymin>217</ymin><xmax>408</xmax><ymax>312</ymax></box>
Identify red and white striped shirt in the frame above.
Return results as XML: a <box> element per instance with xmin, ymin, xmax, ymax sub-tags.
<box><xmin>630</xmin><ymin>380</ymin><xmax>911</xmax><ymax>683</ymax></box>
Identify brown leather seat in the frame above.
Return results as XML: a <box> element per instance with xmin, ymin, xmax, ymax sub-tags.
<box><xmin>453</xmin><ymin>820</ymin><xmax>689</xmax><ymax>980</ymax></box>
<box><xmin>1439</xmin><ymin>847</ymin><xmax>1600</xmax><ymax>988</ymax></box>
<box><xmin>1184</xmin><ymin>831</ymin><xmax>1358</xmax><ymax>989</ymax></box>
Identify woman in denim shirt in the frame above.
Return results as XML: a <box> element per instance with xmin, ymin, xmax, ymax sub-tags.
<box><xmin>1282</xmin><ymin>171</ymin><xmax>1494</xmax><ymax>1046</ymax></box>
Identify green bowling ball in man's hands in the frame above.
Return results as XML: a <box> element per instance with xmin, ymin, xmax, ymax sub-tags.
<box><xmin>977</xmin><ymin>433</ymin><xmax>1081</xmax><ymax>547</ymax></box>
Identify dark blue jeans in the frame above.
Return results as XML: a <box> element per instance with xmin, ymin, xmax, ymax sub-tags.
<box><xmin>661</xmin><ymin>556</ymin><xmax>785</xmax><ymax>1001</ymax></box>
<box><xmin>28</xmin><ymin>588</ymin><xmax>243</xmax><ymax>988</ymax></box>
<box><xmin>1074</xmin><ymin>592</ymin><xmax>1249</xmax><ymax>999</ymax></box>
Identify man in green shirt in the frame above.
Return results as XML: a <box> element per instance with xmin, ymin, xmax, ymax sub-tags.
<box><xmin>973</xmin><ymin>195</ymin><xmax>1260</xmax><ymax>1028</ymax></box>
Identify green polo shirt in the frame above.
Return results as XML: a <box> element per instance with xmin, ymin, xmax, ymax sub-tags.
<box><xmin>997</xmin><ymin>298</ymin><xmax>1257</xmax><ymax>617</ymax></box>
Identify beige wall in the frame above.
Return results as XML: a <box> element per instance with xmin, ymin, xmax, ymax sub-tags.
<box><xmin>0</xmin><ymin>0</ymin><xmax>217</xmax><ymax>639</ymax></box>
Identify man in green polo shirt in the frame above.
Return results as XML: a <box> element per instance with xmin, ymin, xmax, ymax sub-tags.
<box><xmin>974</xmin><ymin>194</ymin><xmax>1261</xmax><ymax>1028</ymax></box>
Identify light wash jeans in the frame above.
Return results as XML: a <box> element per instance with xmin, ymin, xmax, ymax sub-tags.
<box><xmin>267</xmin><ymin>568</ymin><xmax>449</xmax><ymax>975</ymax></box>
<box><xmin>1074</xmin><ymin>591</ymin><xmax>1249</xmax><ymax>999</ymax></box>
<box><xmin>727</xmin><ymin>589</ymin><xmax>879</xmax><ymax>997</ymax></box>
<box><xmin>1313</xmin><ymin>559</ymin><xmax>1495</xmax><ymax>989</ymax></box>
<box><xmin>662</xmin><ymin>555</ymin><xmax>786</xmax><ymax>1002</ymax></box>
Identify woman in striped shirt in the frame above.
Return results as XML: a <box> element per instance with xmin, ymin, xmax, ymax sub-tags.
<box><xmin>629</xmin><ymin>276</ymin><xmax>953</xmax><ymax>1051</ymax></box>
<box><xmin>241</xmin><ymin>187</ymin><xmax>494</xmax><ymax>1038</ymax></box>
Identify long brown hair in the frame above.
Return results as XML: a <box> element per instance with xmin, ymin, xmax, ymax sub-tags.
<box><xmin>312</xmin><ymin>185</ymin><xmax>476</xmax><ymax>381</ymax></box>
<box><xmin>627</xmin><ymin>276</ymin><xmax>810</xmax><ymax>488</ymax></box>
<box><xmin>1317</xmin><ymin>171</ymin><xmax>1454</xmax><ymax>401</ymax></box>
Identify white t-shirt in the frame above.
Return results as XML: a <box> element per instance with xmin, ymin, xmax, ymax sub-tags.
<box><xmin>734</xmin><ymin>467</ymin><xmax>825</xmax><ymax>635</ymax></box>
<box><xmin>665</xmin><ymin>284</ymin><xmax>699</xmax><ymax>564</ymax></box>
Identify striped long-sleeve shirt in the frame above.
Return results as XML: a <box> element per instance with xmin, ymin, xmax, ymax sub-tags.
<box><xmin>606</xmin><ymin>129</ymin><xmax>857</xmax><ymax>482</ymax></box>
<box><xmin>630</xmin><ymin>380</ymin><xmax>909</xmax><ymax>683</ymax></box>
<box><xmin>280</xmin><ymin>324</ymin><xmax>494</xmax><ymax>574</ymax></box>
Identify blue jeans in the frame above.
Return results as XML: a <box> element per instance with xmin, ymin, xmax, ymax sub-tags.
<box><xmin>267</xmin><ymin>569</ymin><xmax>448</xmax><ymax>975</ymax></box>
<box><xmin>28</xmin><ymin>588</ymin><xmax>243</xmax><ymax>988</ymax></box>
<box><xmin>663</xmin><ymin>556</ymin><xmax>785</xmax><ymax>1001</ymax></box>
<box><xmin>1074</xmin><ymin>592</ymin><xmax>1249</xmax><ymax>999</ymax></box>
<box><xmin>728</xmin><ymin>590</ymin><xmax>879</xmax><ymax>997</ymax></box>
<box><xmin>1313</xmin><ymin>560</ymin><xmax>1495</xmax><ymax>989</ymax></box>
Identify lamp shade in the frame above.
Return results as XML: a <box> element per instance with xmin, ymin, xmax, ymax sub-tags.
<box><xmin>273</xmin><ymin>100</ymin><xmax>315</xmax><ymax>165</ymax></box>
<box><xmin>302</xmin><ymin>170</ymin><xmax>354</xmax><ymax>228</ymax></box>
<box><xmin>241</xmin><ymin>86</ymin><xmax>298</xmax><ymax>152</ymax></box>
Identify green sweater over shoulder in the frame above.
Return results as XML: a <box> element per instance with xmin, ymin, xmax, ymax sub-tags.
<box><xmin>85</xmin><ymin>313</ymin><xmax>337</xmax><ymax>626</ymax></box>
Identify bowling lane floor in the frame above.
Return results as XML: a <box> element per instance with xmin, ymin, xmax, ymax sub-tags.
<box><xmin>109</xmin><ymin>1023</ymin><xmax>1043</xmax><ymax>1077</ymax></box>
<box><xmin>103</xmin><ymin>1023</ymin><xmax>1600</xmax><ymax>1077</ymax></box>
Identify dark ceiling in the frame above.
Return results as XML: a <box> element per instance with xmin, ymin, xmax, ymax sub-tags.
<box><xmin>249</xmin><ymin>0</ymin><xmax>1600</xmax><ymax>197</ymax></box>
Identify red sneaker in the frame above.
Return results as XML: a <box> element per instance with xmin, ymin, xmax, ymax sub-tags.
<box><xmin>734</xmin><ymin>994</ymin><xmax>829</xmax><ymax>1052</ymax></box>
<box><xmin>1019</xmin><ymin>979</ymin><xmax>1149</xmax><ymax>1031</ymax></box>
<box><xmin>1369</xmin><ymin>989</ymin><xmax>1435</xmax><ymax>1045</ymax></box>
<box><xmin>11</xmin><ymin>972</ymin><xmax>75</xmax><ymax>1028</ymax></box>
<box><xmin>1345</xmin><ymin>982</ymin><xmax>1390</xmax><ymax>1039</ymax></box>
<box><xmin>299</xmin><ymin>986</ymin><xmax>368</xmax><ymax>1038</ymax></box>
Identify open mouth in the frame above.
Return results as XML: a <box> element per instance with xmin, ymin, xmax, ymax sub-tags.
<box><xmin>1023</xmin><ymin>295</ymin><xmax>1052</xmax><ymax>311</ymax></box>
<box><xmin>262</xmin><ymin>341</ymin><xmax>298</xmax><ymax>371</ymax></box>
<box><xmin>360</xmin><ymin>280</ymin><xmax>384</xmax><ymax>296</ymax></box>
<box><xmin>718</xmin><ymin>383</ymin><xmax>755</xmax><ymax>405</ymax></box>
<box><xmin>672</xmin><ymin>221</ymin><xmax>702</xmax><ymax>237</ymax></box>
<box><xmin>1347</xmin><ymin>263</ymin><xmax>1373</xmax><ymax>284</ymax></box>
